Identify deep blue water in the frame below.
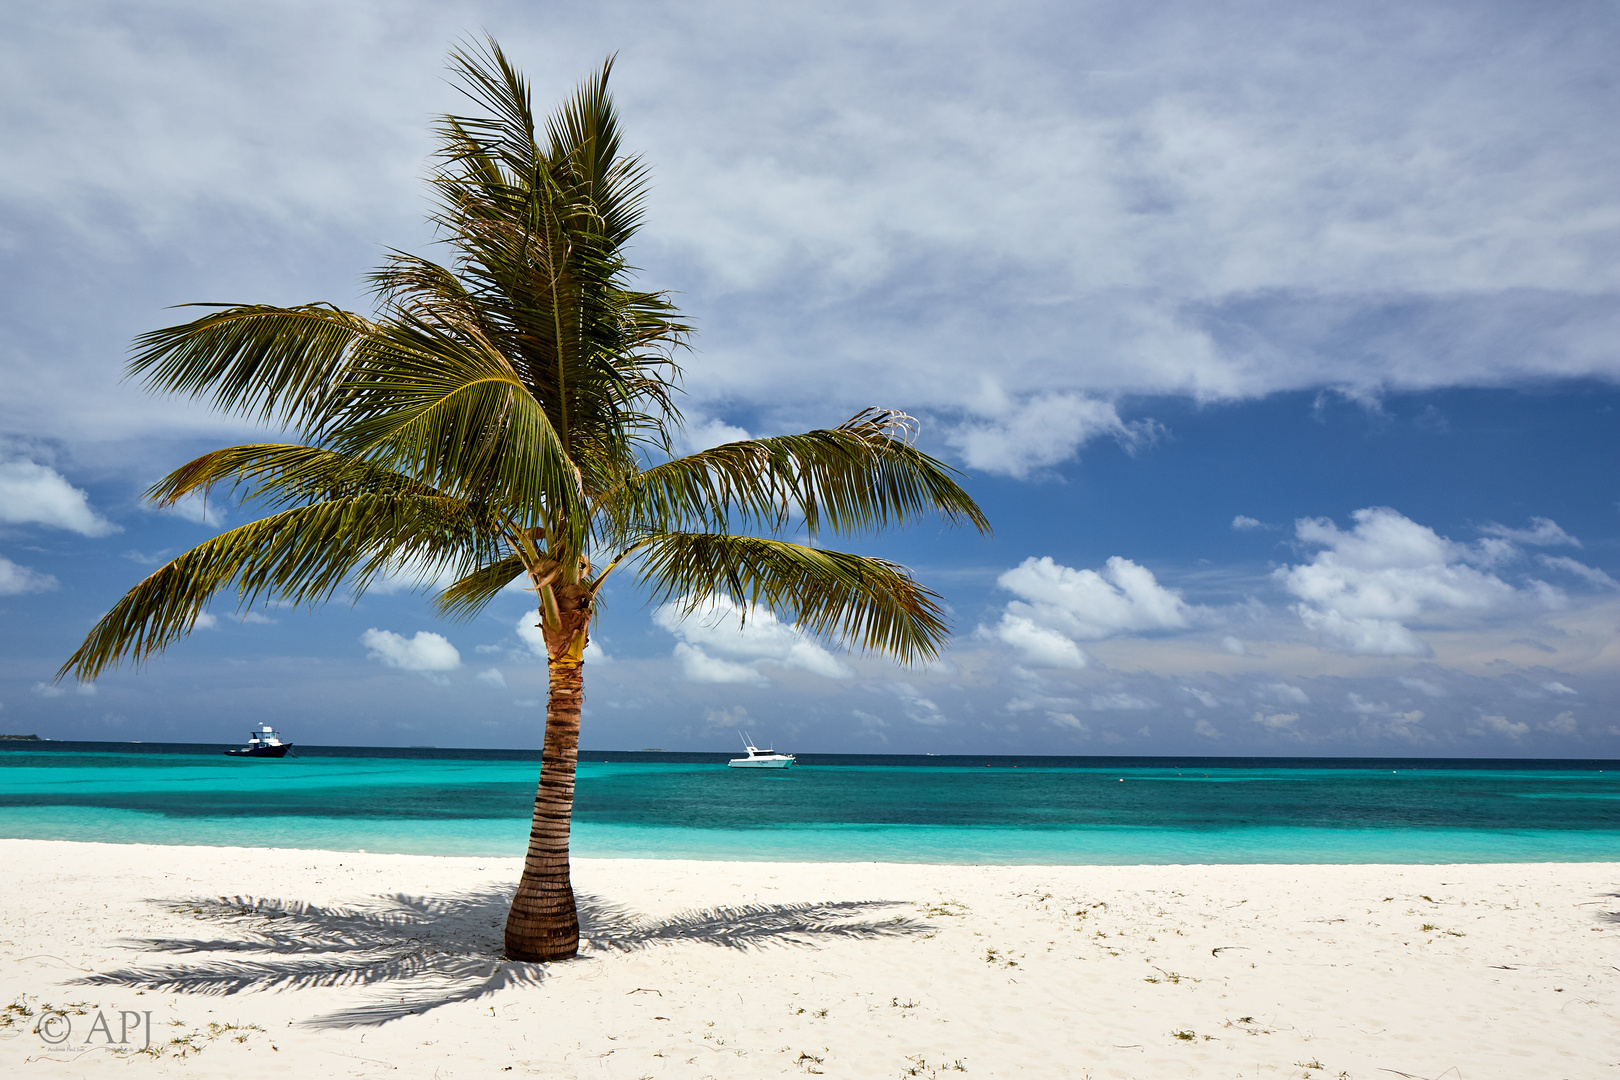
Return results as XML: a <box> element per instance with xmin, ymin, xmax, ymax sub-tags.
<box><xmin>1</xmin><ymin>742</ymin><xmax>1616</xmax><ymax>862</ymax></box>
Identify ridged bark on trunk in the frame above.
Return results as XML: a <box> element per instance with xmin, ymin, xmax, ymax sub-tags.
<box><xmin>504</xmin><ymin>581</ymin><xmax>591</xmax><ymax>962</ymax></box>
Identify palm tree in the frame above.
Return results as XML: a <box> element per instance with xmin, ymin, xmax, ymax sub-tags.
<box><xmin>60</xmin><ymin>40</ymin><xmax>989</xmax><ymax>962</ymax></box>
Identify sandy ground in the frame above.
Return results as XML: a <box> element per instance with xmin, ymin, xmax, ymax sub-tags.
<box><xmin>0</xmin><ymin>840</ymin><xmax>1614</xmax><ymax>1079</ymax></box>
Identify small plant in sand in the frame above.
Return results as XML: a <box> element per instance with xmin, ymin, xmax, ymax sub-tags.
<box><xmin>1171</xmin><ymin>1029</ymin><xmax>1197</xmax><ymax>1041</ymax></box>
<box><xmin>122</xmin><ymin>1020</ymin><xmax>265</xmax><ymax>1059</ymax></box>
<box><xmin>900</xmin><ymin>1055</ymin><xmax>967</xmax><ymax>1077</ymax></box>
<box><xmin>1420</xmin><ymin>923</ymin><xmax>1438</xmax><ymax>931</ymax></box>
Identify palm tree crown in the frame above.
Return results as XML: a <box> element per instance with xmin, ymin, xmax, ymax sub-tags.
<box><xmin>62</xmin><ymin>39</ymin><xmax>989</xmax><ymax>961</ymax></box>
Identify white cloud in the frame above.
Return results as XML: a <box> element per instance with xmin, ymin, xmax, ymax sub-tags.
<box><xmin>1279</xmin><ymin>507</ymin><xmax>1530</xmax><ymax>655</ymax></box>
<box><xmin>675</xmin><ymin>416</ymin><xmax>751</xmax><ymax>455</ymax></box>
<box><xmin>887</xmin><ymin>681</ymin><xmax>950</xmax><ymax>726</ymax></box>
<box><xmin>1183</xmin><ymin>686</ymin><xmax>1220</xmax><ymax>708</ymax></box>
<box><xmin>1090</xmin><ymin>692</ymin><xmax>1153</xmax><ymax>711</ymax></box>
<box><xmin>1194</xmin><ymin>718</ymin><xmax>1221</xmax><ymax>739</ymax></box>
<box><xmin>1398</xmin><ymin>676</ymin><xmax>1447</xmax><ymax>697</ymax></box>
<box><xmin>1047</xmin><ymin>711</ymin><xmax>1088</xmax><ymax>732</ymax></box>
<box><xmin>1540</xmin><ymin>710</ymin><xmax>1578</xmax><ymax>736</ymax></box>
<box><xmin>991</xmin><ymin>615</ymin><xmax>1089</xmax><ymax>669</ymax></box>
<box><xmin>1264</xmin><ymin>683</ymin><xmax>1310</xmax><ymax>705</ymax></box>
<box><xmin>1231</xmin><ymin>515</ymin><xmax>1265</xmax><ymax>531</ymax></box>
<box><xmin>1471</xmin><ymin>713</ymin><xmax>1529</xmax><ymax>739</ymax></box>
<box><xmin>475</xmin><ymin>667</ymin><xmax>506</xmax><ymax>689</ymax></box>
<box><xmin>1251</xmin><ymin>710</ymin><xmax>1299</xmax><ymax>729</ymax></box>
<box><xmin>1220</xmin><ymin>635</ymin><xmax>1246</xmax><ymax>655</ymax></box>
<box><xmin>1003</xmin><ymin>555</ymin><xmax>1195</xmax><ymax>637</ymax></box>
<box><xmin>672</xmin><ymin>642</ymin><xmax>768</xmax><ymax>685</ymax></box>
<box><xmin>989</xmin><ymin>555</ymin><xmax>1198</xmax><ymax>668</ymax></box>
<box><xmin>654</xmin><ymin>596</ymin><xmax>853</xmax><ymax>683</ymax></box>
<box><xmin>0</xmin><ymin>461</ymin><xmax>119</xmax><ymax>536</ymax></box>
<box><xmin>32</xmin><ymin>681</ymin><xmax>94</xmax><ymax>698</ymax></box>
<box><xmin>1537</xmin><ymin>555</ymin><xmax>1618</xmax><ymax>590</ymax></box>
<box><xmin>359</xmin><ymin>628</ymin><xmax>460</xmax><ymax>675</ymax></box>
<box><xmin>1540</xmin><ymin>681</ymin><xmax>1576</xmax><ymax>696</ymax></box>
<box><xmin>193</xmin><ymin>613</ymin><xmax>219</xmax><ymax>630</ymax></box>
<box><xmin>155</xmin><ymin>491</ymin><xmax>226</xmax><ymax>528</ymax></box>
<box><xmin>0</xmin><ymin>555</ymin><xmax>57</xmax><ymax>595</ymax></box>
<box><xmin>1480</xmin><ymin>517</ymin><xmax>1580</xmax><ymax>548</ymax></box>
<box><xmin>944</xmin><ymin>393</ymin><xmax>1159</xmax><ymax>479</ymax></box>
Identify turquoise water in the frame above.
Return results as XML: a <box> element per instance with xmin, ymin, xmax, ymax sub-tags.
<box><xmin>1</xmin><ymin>743</ymin><xmax>1617</xmax><ymax>863</ymax></box>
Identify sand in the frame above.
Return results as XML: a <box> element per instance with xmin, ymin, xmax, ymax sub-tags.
<box><xmin>0</xmin><ymin>840</ymin><xmax>1614</xmax><ymax>1078</ymax></box>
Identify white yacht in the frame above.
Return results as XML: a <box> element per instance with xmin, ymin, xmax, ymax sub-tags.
<box><xmin>727</xmin><ymin>734</ymin><xmax>795</xmax><ymax>769</ymax></box>
<box><xmin>224</xmin><ymin>725</ymin><xmax>293</xmax><ymax>758</ymax></box>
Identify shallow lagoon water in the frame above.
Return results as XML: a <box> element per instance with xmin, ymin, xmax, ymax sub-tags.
<box><xmin>1</xmin><ymin>743</ymin><xmax>1616</xmax><ymax>863</ymax></box>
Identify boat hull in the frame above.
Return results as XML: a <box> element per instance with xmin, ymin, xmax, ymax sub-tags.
<box><xmin>224</xmin><ymin>744</ymin><xmax>293</xmax><ymax>758</ymax></box>
<box><xmin>728</xmin><ymin>757</ymin><xmax>793</xmax><ymax>769</ymax></box>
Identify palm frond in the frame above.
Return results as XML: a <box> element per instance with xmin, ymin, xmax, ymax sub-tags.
<box><xmin>60</xmin><ymin>493</ymin><xmax>500</xmax><ymax>681</ymax></box>
<box><xmin>607</xmin><ymin>408</ymin><xmax>991</xmax><ymax>539</ymax></box>
<box><xmin>147</xmin><ymin>443</ymin><xmax>449</xmax><ymax>512</ymax></box>
<box><xmin>436</xmin><ymin>554</ymin><xmax>528</xmax><ymax>620</ymax></box>
<box><xmin>325</xmin><ymin>314</ymin><xmax>587</xmax><ymax>542</ymax></box>
<box><xmin>634</xmin><ymin>533</ymin><xmax>949</xmax><ymax>665</ymax></box>
<box><xmin>128</xmin><ymin>304</ymin><xmax>380</xmax><ymax>430</ymax></box>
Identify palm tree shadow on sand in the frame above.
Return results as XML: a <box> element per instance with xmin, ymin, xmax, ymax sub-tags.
<box><xmin>74</xmin><ymin>888</ymin><xmax>931</xmax><ymax>1028</ymax></box>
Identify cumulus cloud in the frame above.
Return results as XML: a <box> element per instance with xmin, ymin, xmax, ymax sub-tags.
<box><xmin>32</xmin><ymin>681</ymin><xmax>94</xmax><ymax>698</ymax></box>
<box><xmin>0</xmin><ymin>555</ymin><xmax>57</xmax><ymax>595</ymax></box>
<box><xmin>944</xmin><ymin>394</ymin><xmax>1159</xmax><ymax>479</ymax></box>
<box><xmin>1251</xmin><ymin>710</ymin><xmax>1299</xmax><ymax>729</ymax></box>
<box><xmin>1231</xmin><ymin>515</ymin><xmax>1265</xmax><ymax>531</ymax></box>
<box><xmin>0</xmin><ymin>461</ymin><xmax>118</xmax><ymax>536</ymax></box>
<box><xmin>1090</xmin><ymin>692</ymin><xmax>1153</xmax><ymax>711</ymax></box>
<box><xmin>1479</xmin><ymin>517</ymin><xmax>1580</xmax><ymax>547</ymax></box>
<box><xmin>1540</xmin><ymin>710</ymin><xmax>1578</xmax><ymax>736</ymax></box>
<box><xmin>1279</xmin><ymin>507</ymin><xmax>1536</xmax><ymax>655</ymax></box>
<box><xmin>992</xmin><ymin>615</ymin><xmax>1090</xmax><ymax>669</ymax></box>
<box><xmin>475</xmin><ymin>667</ymin><xmax>506</xmax><ymax>689</ymax></box>
<box><xmin>1471</xmin><ymin>713</ymin><xmax>1529</xmax><ymax>740</ymax></box>
<box><xmin>1263</xmin><ymin>683</ymin><xmax>1310</xmax><ymax>705</ymax></box>
<box><xmin>360</xmin><ymin>628</ymin><xmax>460</xmax><ymax>677</ymax></box>
<box><xmin>988</xmin><ymin>555</ymin><xmax>1199</xmax><ymax>668</ymax></box>
<box><xmin>654</xmin><ymin>596</ymin><xmax>853</xmax><ymax>683</ymax></box>
<box><xmin>675</xmin><ymin>416</ymin><xmax>751</xmax><ymax>455</ymax></box>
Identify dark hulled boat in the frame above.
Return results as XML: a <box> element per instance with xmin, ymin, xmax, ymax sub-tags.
<box><xmin>225</xmin><ymin>725</ymin><xmax>293</xmax><ymax>758</ymax></box>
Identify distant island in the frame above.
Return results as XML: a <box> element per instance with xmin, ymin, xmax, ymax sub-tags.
<box><xmin>0</xmin><ymin>734</ymin><xmax>41</xmax><ymax>741</ymax></box>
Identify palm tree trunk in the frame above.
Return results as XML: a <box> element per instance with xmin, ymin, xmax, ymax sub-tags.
<box><xmin>504</xmin><ymin>595</ymin><xmax>590</xmax><ymax>961</ymax></box>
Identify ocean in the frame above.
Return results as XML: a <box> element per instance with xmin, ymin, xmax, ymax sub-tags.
<box><xmin>1</xmin><ymin>742</ymin><xmax>1617</xmax><ymax>863</ymax></box>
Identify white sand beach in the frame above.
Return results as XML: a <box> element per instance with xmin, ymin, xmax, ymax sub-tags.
<box><xmin>0</xmin><ymin>839</ymin><xmax>1614</xmax><ymax>1078</ymax></box>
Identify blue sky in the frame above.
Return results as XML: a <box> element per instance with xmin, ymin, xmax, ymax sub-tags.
<box><xmin>1</xmin><ymin>1</ymin><xmax>1616</xmax><ymax>755</ymax></box>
